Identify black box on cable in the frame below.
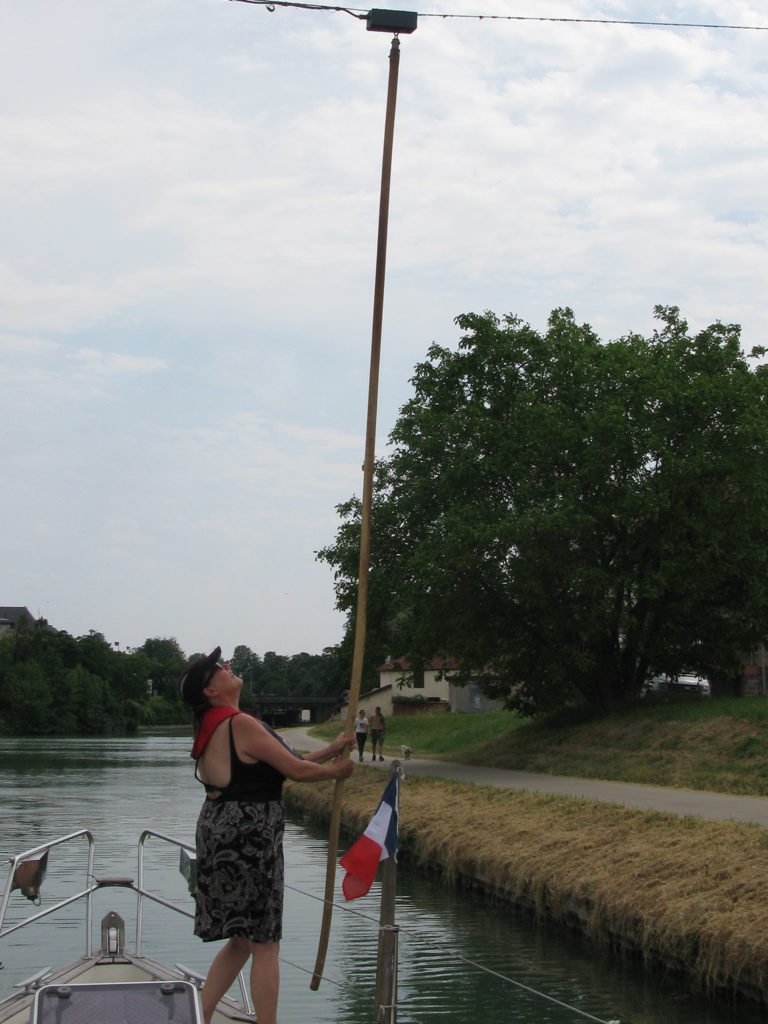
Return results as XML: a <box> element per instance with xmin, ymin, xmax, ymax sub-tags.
<box><xmin>366</xmin><ymin>8</ymin><xmax>418</xmax><ymax>33</ymax></box>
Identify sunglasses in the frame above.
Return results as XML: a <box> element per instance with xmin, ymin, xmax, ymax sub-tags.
<box><xmin>204</xmin><ymin>662</ymin><xmax>230</xmax><ymax>685</ymax></box>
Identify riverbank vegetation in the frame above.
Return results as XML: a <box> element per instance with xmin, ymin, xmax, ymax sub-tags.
<box><xmin>285</xmin><ymin>769</ymin><xmax>768</xmax><ymax>1002</ymax></box>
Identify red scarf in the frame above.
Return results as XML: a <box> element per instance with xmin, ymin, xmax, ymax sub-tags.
<box><xmin>191</xmin><ymin>707</ymin><xmax>240</xmax><ymax>759</ymax></box>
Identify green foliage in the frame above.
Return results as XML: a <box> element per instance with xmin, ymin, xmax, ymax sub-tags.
<box><xmin>134</xmin><ymin>637</ymin><xmax>187</xmax><ymax>700</ymax></box>
<box><xmin>0</xmin><ymin>662</ymin><xmax>53</xmax><ymax>734</ymax></box>
<box><xmin>0</xmin><ymin>620</ymin><xmax>188</xmax><ymax>736</ymax></box>
<box><xmin>65</xmin><ymin>665</ymin><xmax>110</xmax><ymax>734</ymax></box>
<box><xmin>231</xmin><ymin>644</ymin><xmax>345</xmax><ymax>698</ymax></box>
<box><xmin>0</xmin><ymin>619</ymin><xmax>348</xmax><ymax>736</ymax></box>
<box><xmin>144</xmin><ymin>695</ymin><xmax>184</xmax><ymax>725</ymax></box>
<box><xmin>319</xmin><ymin>306</ymin><xmax>768</xmax><ymax>716</ymax></box>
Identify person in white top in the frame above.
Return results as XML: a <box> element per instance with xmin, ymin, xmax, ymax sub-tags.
<box><xmin>354</xmin><ymin>709</ymin><xmax>369</xmax><ymax>762</ymax></box>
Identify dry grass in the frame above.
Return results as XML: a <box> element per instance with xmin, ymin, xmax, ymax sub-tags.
<box><xmin>285</xmin><ymin>768</ymin><xmax>768</xmax><ymax>1002</ymax></box>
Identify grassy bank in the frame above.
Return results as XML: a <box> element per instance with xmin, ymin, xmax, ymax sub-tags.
<box><xmin>285</xmin><ymin>768</ymin><xmax>768</xmax><ymax>1003</ymax></box>
<box><xmin>314</xmin><ymin>696</ymin><xmax>768</xmax><ymax>796</ymax></box>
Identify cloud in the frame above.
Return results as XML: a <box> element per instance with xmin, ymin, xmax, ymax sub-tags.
<box><xmin>67</xmin><ymin>348</ymin><xmax>167</xmax><ymax>376</ymax></box>
<box><xmin>2</xmin><ymin>0</ymin><xmax>767</xmax><ymax>656</ymax></box>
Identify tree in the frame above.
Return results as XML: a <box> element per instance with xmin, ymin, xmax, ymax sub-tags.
<box><xmin>231</xmin><ymin>645</ymin><xmax>264</xmax><ymax>694</ymax></box>
<box><xmin>0</xmin><ymin>662</ymin><xmax>53</xmax><ymax>734</ymax></box>
<box><xmin>134</xmin><ymin>637</ymin><xmax>187</xmax><ymax>701</ymax></box>
<box><xmin>76</xmin><ymin>631</ymin><xmax>116</xmax><ymax>680</ymax></box>
<box><xmin>319</xmin><ymin>306</ymin><xmax>768</xmax><ymax>715</ymax></box>
<box><xmin>260</xmin><ymin>651</ymin><xmax>289</xmax><ymax>694</ymax></box>
<box><xmin>65</xmin><ymin>664</ymin><xmax>111</xmax><ymax>734</ymax></box>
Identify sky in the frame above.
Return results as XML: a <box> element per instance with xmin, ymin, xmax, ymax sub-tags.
<box><xmin>2</xmin><ymin>0</ymin><xmax>767</xmax><ymax>661</ymax></box>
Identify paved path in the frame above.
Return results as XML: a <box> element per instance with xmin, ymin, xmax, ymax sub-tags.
<box><xmin>281</xmin><ymin>726</ymin><xmax>768</xmax><ymax>828</ymax></box>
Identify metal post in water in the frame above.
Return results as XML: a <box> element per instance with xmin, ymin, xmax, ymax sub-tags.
<box><xmin>375</xmin><ymin>761</ymin><xmax>401</xmax><ymax>1023</ymax></box>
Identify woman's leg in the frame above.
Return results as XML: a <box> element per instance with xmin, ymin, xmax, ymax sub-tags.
<box><xmin>356</xmin><ymin>732</ymin><xmax>366</xmax><ymax>760</ymax></box>
<box><xmin>249</xmin><ymin>941</ymin><xmax>280</xmax><ymax>1024</ymax></box>
<box><xmin>200</xmin><ymin>937</ymin><xmax>251</xmax><ymax>1024</ymax></box>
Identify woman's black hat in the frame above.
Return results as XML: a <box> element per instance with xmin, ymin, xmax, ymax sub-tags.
<box><xmin>178</xmin><ymin>646</ymin><xmax>222</xmax><ymax>706</ymax></box>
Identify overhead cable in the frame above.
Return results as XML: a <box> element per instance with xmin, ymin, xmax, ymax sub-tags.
<box><xmin>420</xmin><ymin>10</ymin><xmax>768</xmax><ymax>30</ymax></box>
<box><xmin>231</xmin><ymin>0</ymin><xmax>366</xmax><ymax>18</ymax></box>
<box><xmin>230</xmin><ymin>0</ymin><xmax>768</xmax><ymax>32</ymax></box>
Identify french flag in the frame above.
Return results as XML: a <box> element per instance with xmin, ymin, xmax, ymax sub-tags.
<box><xmin>339</xmin><ymin>773</ymin><xmax>399</xmax><ymax>901</ymax></box>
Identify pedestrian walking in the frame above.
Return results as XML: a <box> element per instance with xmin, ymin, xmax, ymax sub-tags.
<box><xmin>370</xmin><ymin>706</ymin><xmax>386</xmax><ymax>761</ymax></box>
<box><xmin>355</xmin><ymin>709</ymin><xmax>369</xmax><ymax>762</ymax></box>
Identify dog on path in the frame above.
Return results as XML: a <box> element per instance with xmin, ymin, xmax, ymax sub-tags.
<box><xmin>400</xmin><ymin>744</ymin><xmax>412</xmax><ymax>760</ymax></box>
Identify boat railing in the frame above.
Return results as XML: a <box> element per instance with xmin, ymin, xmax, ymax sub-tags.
<box><xmin>0</xmin><ymin>830</ymin><xmax>252</xmax><ymax>1016</ymax></box>
<box><xmin>0</xmin><ymin>830</ymin><xmax>97</xmax><ymax>954</ymax></box>
<box><xmin>135</xmin><ymin>828</ymin><xmax>195</xmax><ymax>955</ymax></box>
<box><xmin>134</xmin><ymin>831</ymin><xmax>254</xmax><ymax>1013</ymax></box>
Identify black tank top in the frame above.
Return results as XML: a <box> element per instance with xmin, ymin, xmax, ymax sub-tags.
<box><xmin>199</xmin><ymin>717</ymin><xmax>301</xmax><ymax>802</ymax></box>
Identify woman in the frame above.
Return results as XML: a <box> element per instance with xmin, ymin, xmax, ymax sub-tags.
<box><xmin>354</xmin><ymin>708</ymin><xmax>369</xmax><ymax>762</ymax></box>
<box><xmin>179</xmin><ymin>646</ymin><xmax>354</xmax><ymax>1024</ymax></box>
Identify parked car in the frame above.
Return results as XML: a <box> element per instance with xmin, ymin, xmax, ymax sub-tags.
<box><xmin>647</xmin><ymin>674</ymin><xmax>711</xmax><ymax>696</ymax></box>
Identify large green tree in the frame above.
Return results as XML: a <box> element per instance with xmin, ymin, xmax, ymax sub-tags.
<box><xmin>319</xmin><ymin>307</ymin><xmax>768</xmax><ymax>714</ymax></box>
<box><xmin>135</xmin><ymin>637</ymin><xmax>187</xmax><ymax>701</ymax></box>
<box><xmin>230</xmin><ymin>645</ymin><xmax>345</xmax><ymax>699</ymax></box>
<box><xmin>231</xmin><ymin>646</ymin><xmax>264</xmax><ymax>695</ymax></box>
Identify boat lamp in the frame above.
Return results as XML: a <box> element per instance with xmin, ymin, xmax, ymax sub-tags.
<box><xmin>11</xmin><ymin>851</ymin><xmax>49</xmax><ymax>905</ymax></box>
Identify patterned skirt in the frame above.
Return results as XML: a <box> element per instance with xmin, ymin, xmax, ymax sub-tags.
<box><xmin>194</xmin><ymin>798</ymin><xmax>284</xmax><ymax>944</ymax></box>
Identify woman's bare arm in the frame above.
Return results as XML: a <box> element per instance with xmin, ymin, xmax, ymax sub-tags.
<box><xmin>303</xmin><ymin>734</ymin><xmax>354</xmax><ymax>764</ymax></box>
<box><xmin>234</xmin><ymin>716</ymin><xmax>354</xmax><ymax>783</ymax></box>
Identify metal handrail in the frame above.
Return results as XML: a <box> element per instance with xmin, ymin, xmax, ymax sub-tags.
<box><xmin>1</xmin><ymin>829</ymin><xmax>253</xmax><ymax>1017</ymax></box>
<box><xmin>135</xmin><ymin>829</ymin><xmax>196</xmax><ymax>955</ymax></box>
<box><xmin>0</xmin><ymin>830</ymin><xmax>96</xmax><ymax>953</ymax></box>
<box><xmin>136</xmin><ymin>829</ymin><xmax>253</xmax><ymax>1016</ymax></box>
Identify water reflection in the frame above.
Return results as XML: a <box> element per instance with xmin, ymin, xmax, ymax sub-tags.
<box><xmin>0</xmin><ymin>735</ymin><xmax>762</xmax><ymax>1024</ymax></box>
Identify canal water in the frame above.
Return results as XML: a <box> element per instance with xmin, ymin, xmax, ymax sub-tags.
<box><xmin>0</xmin><ymin>734</ymin><xmax>762</xmax><ymax>1024</ymax></box>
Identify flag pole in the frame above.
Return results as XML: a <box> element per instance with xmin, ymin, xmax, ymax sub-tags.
<box><xmin>311</xmin><ymin>12</ymin><xmax>415</xmax><ymax>989</ymax></box>
<box><xmin>375</xmin><ymin>761</ymin><xmax>401</xmax><ymax>1023</ymax></box>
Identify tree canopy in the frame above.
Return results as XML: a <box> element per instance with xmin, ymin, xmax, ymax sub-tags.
<box><xmin>0</xmin><ymin>624</ymin><xmax>345</xmax><ymax>736</ymax></box>
<box><xmin>231</xmin><ymin>645</ymin><xmax>345</xmax><ymax>699</ymax></box>
<box><xmin>0</xmin><ymin>624</ymin><xmax>161</xmax><ymax>735</ymax></box>
<box><xmin>318</xmin><ymin>306</ymin><xmax>768</xmax><ymax>714</ymax></box>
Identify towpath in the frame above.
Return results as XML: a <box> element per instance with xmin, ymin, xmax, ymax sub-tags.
<box><xmin>281</xmin><ymin>725</ymin><xmax>768</xmax><ymax>828</ymax></box>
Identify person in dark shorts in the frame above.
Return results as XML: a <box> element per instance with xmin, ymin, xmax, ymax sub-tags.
<box><xmin>370</xmin><ymin>706</ymin><xmax>386</xmax><ymax>761</ymax></box>
<box><xmin>180</xmin><ymin>647</ymin><xmax>354</xmax><ymax>1024</ymax></box>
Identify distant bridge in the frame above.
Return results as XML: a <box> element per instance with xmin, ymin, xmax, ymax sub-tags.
<box><xmin>244</xmin><ymin>694</ymin><xmax>339</xmax><ymax>729</ymax></box>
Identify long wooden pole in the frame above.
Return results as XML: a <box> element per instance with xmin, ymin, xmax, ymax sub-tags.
<box><xmin>310</xmin><ymin>34</ymin><xmax>402</xmax><ymax>991</ymax></box>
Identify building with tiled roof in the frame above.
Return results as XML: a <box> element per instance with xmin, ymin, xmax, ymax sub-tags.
<box><xmin>341</xmin><ymin>654</ymin><xmax>503</xmax><ymax>717</ymax></box>
<box><xmin>0</xmin><ymin>606</ymin><xmax>37</xmax><ymax>635</ymax></box>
